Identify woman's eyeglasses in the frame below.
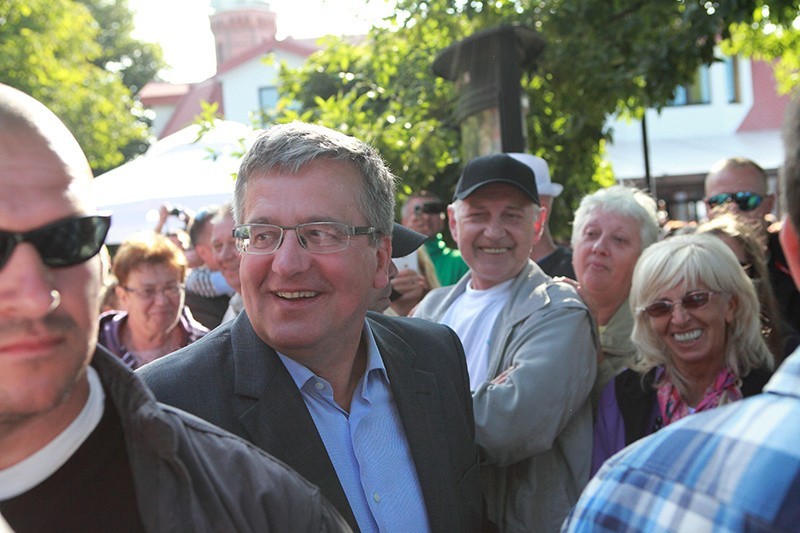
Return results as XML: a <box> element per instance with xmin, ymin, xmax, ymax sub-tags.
<box><xmin>637</xmin><ymin>291</ymin><xmax>718</xmax><ymax>318</ymax></box>
<box><xmin>705</xmin><ymin>191</ymin><xmax>763</xmax><ymax>212</ymax></box>
<box><xmin>120</xmin><ymin>283</ymin><xmax>185</xmax><ymax>301</ymax></box>
<box><xmin>0</xmin><ymin>215</ymin><xmax>111</xmax><ymax>270</ymax></box>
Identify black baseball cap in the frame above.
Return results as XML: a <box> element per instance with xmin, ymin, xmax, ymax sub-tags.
<box><xmin>453</xmin><ymin>153</ymin><xmax>540</xmax><ymax>206</ymax></box>
<box><xmin>391</xmin><ymin>223</ymin><xmax>427</xmax><ymax>257</ymax></box>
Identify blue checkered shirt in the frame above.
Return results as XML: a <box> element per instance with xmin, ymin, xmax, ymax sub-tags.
<box><xmin>562</xmin><ymin>348</ymin><xmax>800</xmax><ymax>532</ymax></box>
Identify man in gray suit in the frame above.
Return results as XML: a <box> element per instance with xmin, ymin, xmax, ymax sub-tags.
<box><xmin>139</xmin><ymin>122</ymin><xmax>482</xmax><ymax>532</ymax></box>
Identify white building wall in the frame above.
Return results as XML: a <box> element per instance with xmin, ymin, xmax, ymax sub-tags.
<box><xmin>608</xmin><ymin>58</ymin><xmax>754</xmax><ymax>142</ymax></box>
<box><xmin>218</xmin><ymin>53</ymin><xmax>308</xmax><ymax>123</ymax></box>
<box><xmin>149</xmin><ymin>104</ymin><xmax>177</xmax><ymax>138</ymax></box>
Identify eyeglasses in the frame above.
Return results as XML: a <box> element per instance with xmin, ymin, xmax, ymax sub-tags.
<box><xmin>637</xmin><ymin>291</ymin><xmax>719</xmax><ymax>318</ymax></box>
<box><xmin>0</xmin><ymin>215</ymin><xmax>111</xmax><ymax>271</ymax></box>
<box><xmin>705</xmin><ymin>191</ymin><xmax>764</xmax><ymax>212</ymax></box>
<box><xmin>120</xmin><ymin>283</ymin><xmax>185</xmax><ymax>301</ymax></box>
<box><xmin>233</xmin><ymin>222</ymin><xmax>378</xmax><ymax>255</ymax></box>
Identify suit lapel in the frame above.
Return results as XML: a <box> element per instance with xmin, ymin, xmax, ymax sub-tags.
<box><xmin>229</xmin><ymin>315</ymin><xmax>359</xmax><ymax>530</ymax></box>
<box><xmin>371</xmin><ymin>318</ymin><xmax>454</xmax><ymax>531</ymax></box>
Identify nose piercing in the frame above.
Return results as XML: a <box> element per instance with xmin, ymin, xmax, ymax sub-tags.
<box><xmin>47</xmin><ymin>289</ymin><xmax>61</xmax><ymax>313</ymax></box>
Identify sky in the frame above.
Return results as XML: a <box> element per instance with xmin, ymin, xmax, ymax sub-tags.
<box><xmin>128</xmin><ymin>0</ymin><xmax>393</xmax><ymax>83</ymax></box>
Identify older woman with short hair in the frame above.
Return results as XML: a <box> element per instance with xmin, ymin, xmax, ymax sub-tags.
<box><xmin>592</xmin><ymin>233</ymin><xmax>774</xmax><ymax>474</ymax></box>
<box><xmin>570</xmin><ymin>185</ymin><xmax>660</xmax><ymax>398</ymax></box>
<box><xmin>98</xmin><ymin>232</ymin><xmax>208</xmax><ymax>369</ymax></box>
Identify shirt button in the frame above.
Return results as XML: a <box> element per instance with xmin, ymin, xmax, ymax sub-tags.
<box><xmin>315</xmin><ymin>381</ymin><xmax>324</xmax><ymax>390</ymax></box>
<box><xmin>373</xmin><ymin>492</ymin><xmax>381</xmax><ymax>503</ymax></box>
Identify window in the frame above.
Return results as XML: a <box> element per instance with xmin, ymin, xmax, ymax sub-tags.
<box><xmin>258</xmin><ymin>86</ymin><xmax>278</xmax><ymax>110</ymax></box>
<box><xmin>669</xmin><ymin>65</ymin><xmax>711</xmax><ymax>106</ymax></box>
<box><xmin>724</xmin><ymin>56</ymin><xmax>740</xmax><ymax>103</ymax></box>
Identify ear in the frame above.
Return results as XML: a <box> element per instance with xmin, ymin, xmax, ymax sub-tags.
<box><xmin>372</xmin><ymin>233</ymin><xmax>392</xmax><ymax>290</ymax></box>
<box><xmin>763</xmin><ymin>193</ymin><xmax>776</xmax><ymax>214</ymax></box>
<box><xmin>114</xmin><ymin>284</ymin><xmax>130</xmax><ymax>311</ymax></box>
<box><xmin>780</xmin><ymin>217</ymin><xmax>800</xmax><ymax>289</ymax></box>
<box><xmin>533</xmin><ymin>207</ymin><xmax>547</xmax><ymax>242</ymax></box>
<box><xmin>448</xmin><ymin>204</ymin><xmax>458</xmax><ymax>242</ymax></box>
<box><xmin>725</xmin><ymin>293</ymin><xmax>738</xmax><ymax>324</ymax></box>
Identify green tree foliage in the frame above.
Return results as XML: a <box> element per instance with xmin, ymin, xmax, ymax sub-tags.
<box><xmin>269</xmin><ymin>0</ymin><xmax>799</xmax><ymax>238</ymax></box>
<box><xmin>76</xmin><ymin>0</ymin><xmax>165</xmax><ymax>96</ymax></box>
<box><xmin>724</xmin><ymin>3</ymin><xmax>800</xmax><ymax>94</ymax></box>
<box><xmin>0</xmin><ymin>0</ymin><xmax>163</xmax><ymax>174</ymax></box>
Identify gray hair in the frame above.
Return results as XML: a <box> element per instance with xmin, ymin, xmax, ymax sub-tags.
<box><xmin>630</xmin><ymin>233</ymin><xmax>774</xmax><ymax>398</ymax></box>
<box><xmin>570</xmin><ymin>185</ymin><xmax>659</xmax><ymax>251</ymax></box>
<box><xmin>782</xmin><ymin>97</ymin><xmax>800</xmax><ymax>232</ymax></box>
<box><xmin>234</xmin><ymin>122</ymin><xmax>396</xmax><ymax>242</ymax></box>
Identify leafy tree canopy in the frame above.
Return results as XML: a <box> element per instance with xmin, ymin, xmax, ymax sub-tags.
<box><xmin>268</xmin><ymin>0</ymin><xmax>800</xmax><ymax>239</ymax></box>
<box><xmin>0</xmin><ymin>0</ymin><xmax>164</xmax><ymax>174</ymax></box>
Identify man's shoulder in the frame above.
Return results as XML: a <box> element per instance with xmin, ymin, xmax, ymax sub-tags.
<box><xmin>137</xmin><ymin>322</ymin><xmax>235</xmax><ymax>386</ymax></box>
<box><xmin>515</xmin><ymin>265</ymin><xmax>587</xmax><ymax>312</ymax></box>
<box><xmin>567</xmin><ymin>391</ymin><xmax>800</xmax><ymax>530</ymax></box>
<box><xmin>151</xmin><ymin>404</ymin><xmax>350</xmax><ymax>530</ymax></box>
<box><xmin>367</xmin><ymin>311</ymin><xmax>454</xmax><ymax>339</ymax></box>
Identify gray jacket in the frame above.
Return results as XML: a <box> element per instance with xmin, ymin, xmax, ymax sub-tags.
<box><xmin>91</xmin><ymin>346</ymin><xmax>349</xmax><ymax>532</ymax></box>
<box><xmin>414</xmin><ymin>261</ymin><xmax>598</xmax><ymax>533</ymax></box>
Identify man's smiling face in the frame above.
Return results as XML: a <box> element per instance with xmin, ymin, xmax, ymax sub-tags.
<box><xmin>450</xmin><ymin>183</ymin><xmax>542</xmax><ymax>290</ymax></box>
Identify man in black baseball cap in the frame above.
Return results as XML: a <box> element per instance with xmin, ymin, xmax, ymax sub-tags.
<box><xmin>370</xmin><ymin>224</ymin><xmax>428</xmax><ymax>313</ymax></box>
<box><xmin>453</xmin><ymin>153</ymin><xmax>540</xmax><ymax>205</ymax></box>
<box><xmin>414</xmin><ymin>152</ymin><xmax>597</xmax><ymax>531</ymax></box>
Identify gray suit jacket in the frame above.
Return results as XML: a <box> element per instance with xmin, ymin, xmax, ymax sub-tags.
<box><xmin>138</xmin><ymin>311</ymin><xmax>482</xmax><ymax>532</ymax></box>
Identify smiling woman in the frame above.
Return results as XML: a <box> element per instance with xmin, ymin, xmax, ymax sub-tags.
<box><xmin>97</xmin><ymin>232</ymin><xmax>208</xmax><ymax>369</ymax></box>
<box><xmin>591</xmin><ymin>233</ymin><xmax>774</xmax><ymax>475</ymax></box>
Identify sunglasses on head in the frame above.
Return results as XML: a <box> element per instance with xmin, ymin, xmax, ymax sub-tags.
<box><xmin>706</xmin><ymin>191</ymin><xmax>763</xmax><ymax>212</ymax></box>
<box><xmin>637</xmin><ymin>290</ymin><xmax>717</xmax><ymax>318</ymax></box>
<box><xmin>0</xmin><ymin>215</ymin><xmax>111</xmax><ymax>270</ymax></box>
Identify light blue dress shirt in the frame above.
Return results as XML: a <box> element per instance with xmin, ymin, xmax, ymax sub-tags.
<box><xmin>277</xmin><ymin>322</ymin><xmax>431</xmax><ymax>533</ymax></box>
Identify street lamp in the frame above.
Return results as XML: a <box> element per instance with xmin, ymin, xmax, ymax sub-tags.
<box><xmin>433</xmin><ymin>25</ymin><xmax>545</xmax><ymax>160</ymax></box>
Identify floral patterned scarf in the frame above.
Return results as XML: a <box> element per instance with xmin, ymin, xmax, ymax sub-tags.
<box><xmin>656</xmin><ymin>367</ymin><xmax>743</xmax><ymax>426</ymax></box>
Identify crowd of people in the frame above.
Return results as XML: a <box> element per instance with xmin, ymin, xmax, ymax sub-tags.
<box><xmin>2</xmin><ymin>79</ymin><xmax>799</xmax><ymax>532</ymax></box>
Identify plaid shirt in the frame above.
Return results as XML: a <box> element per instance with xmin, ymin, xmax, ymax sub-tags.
<box><xmin>563</xmin><ymin>348</ymin><xmax>800</xmax><ymax>532</ymax></box>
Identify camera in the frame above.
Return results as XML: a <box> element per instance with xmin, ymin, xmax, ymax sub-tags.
<box><xmin>413</xmin><ymin>202</ymin><xmax>446</xmax><ymax>216</ymax></box>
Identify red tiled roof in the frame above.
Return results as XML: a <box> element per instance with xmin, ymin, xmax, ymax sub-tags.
<box><xmin>215</xmin><ymin>37</ymin><xmax>318</xmax><ymax>75</ymax></box>
<box><xmin>158</xmin><ymin>78</ymin><xmax>224</xmax><ymax>138</ymax></box>
<box><xmin>139</xmin><ymin>82</ymin><xmax>191</xmax><ymax>106</ymax></box>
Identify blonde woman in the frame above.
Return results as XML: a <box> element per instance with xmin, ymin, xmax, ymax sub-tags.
<box><xmin>592</xmin><ymin>233</ymin><xmax>774</xmax><ymax>474</ymax></box>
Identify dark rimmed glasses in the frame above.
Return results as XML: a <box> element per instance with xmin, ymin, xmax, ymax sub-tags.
<box><xmin>0</xmin><ymin>215</ymin><xmax>111</xmax><ymax>270</ymax></box>
<box><xmin>706</xmin><ymin>191</ymin><xmax>764</xmax><ymax>212</ymax></box>
<box><xmin>637</xmin><ymin>290</ymin><xmax>719</xmax><ymax>318</ymax></box>
<box><xmin>233</xmin><ymin>222</ymin><xmax>378</xmax><ymax>255</ymax></box>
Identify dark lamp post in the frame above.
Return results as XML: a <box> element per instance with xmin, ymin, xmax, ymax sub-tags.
<box><xmin>433</xmin><ymin>25</ymin><xmax>545</xmax><ymax>160</ymax></box>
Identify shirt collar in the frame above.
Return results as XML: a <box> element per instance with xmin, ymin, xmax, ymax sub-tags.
<box><xmin>277</xmin><ymin>319</ymin><xmax>388</xmax><ymax>390</ymax></box>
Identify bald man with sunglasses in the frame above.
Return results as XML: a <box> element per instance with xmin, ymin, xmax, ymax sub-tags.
<box><xmin>704</xmin><ymin>156</ymin><xmax>800</xmax><ymax>334</ymax></box>
<box><xmin>0</xmin><ymin>84</ymin><xmax>349</xmax><ymax>531</ymax></box>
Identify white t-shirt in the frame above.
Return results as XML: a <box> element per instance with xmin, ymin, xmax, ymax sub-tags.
<box><xmin>0</xmin><ymin>366</ymin><xmax>105</xmax><ymax>499</ymax></box>
<box><xmin>440</xmin><ymin>278</ymin><xmax>514</xmax><ymax>390</ymax></box>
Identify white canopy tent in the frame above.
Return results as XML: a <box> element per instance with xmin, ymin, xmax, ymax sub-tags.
<box><xmin>90</xmin><ymin>120</ymin><xmax>259</xmax><ymax>244</ymax></box>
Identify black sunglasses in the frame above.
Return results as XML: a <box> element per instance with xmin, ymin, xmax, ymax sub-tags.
<box><xmin>0</xmin><ymin>215</ymin><xmax>111</xmax><ymax>270</ymax></box>
<box><xmin>706</xmin><ymin>191</ymin><xmax>763</xmax><ymax>212</ymax></box>
<box><xmin>413</xmin><ymin>202</ymin><xmax>446</xmax><ymax>215</ymax></box>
